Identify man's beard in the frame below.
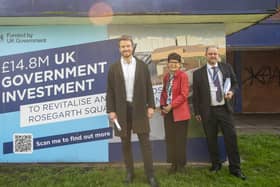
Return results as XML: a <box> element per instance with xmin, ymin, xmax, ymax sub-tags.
<box><xmin>122</xmin><ymin>52</ymin><xmax>132</xmax><ymax>58</ymax></box>
<box><xmin>209</xmin><ymin>59</ymin><xmax>218</xmax><ymax>64</ymax></box>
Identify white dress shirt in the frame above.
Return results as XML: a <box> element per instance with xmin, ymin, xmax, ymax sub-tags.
<box><xmin>207</xmin><ymin>63</ymin><xmax>225</xmax><ymax>106</ymax></box>
<box><xmin>121</xmin><ymin>56</ymin><xmax>136</xmax><ymax>102</ymax></box>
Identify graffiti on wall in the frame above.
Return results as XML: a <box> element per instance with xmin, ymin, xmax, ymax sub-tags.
<box><xmin>242</xmin><ymin>65</ymin><xmax>280</xmax><ymax>86</ymax></box>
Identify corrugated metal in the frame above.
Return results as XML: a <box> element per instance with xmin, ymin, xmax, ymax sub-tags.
<box><xmin>227</xmin><ymin>23</ymin><xmax>280</xmax><ymax>48</ymax></box>
<box><xmin>0</xmin><ymin>0</ymin><xmax>277</xmax><ymax>16</ymax></box>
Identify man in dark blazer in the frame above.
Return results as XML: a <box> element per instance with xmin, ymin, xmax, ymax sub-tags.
<box><xmin>106</xmin><ymin>35</ymin><xmax>158</xmax><ymax>187</ymax></box>
<box><xmin>192</xmin><ymin>46</ymin><xmax>246</xmax><ymax>180</ymax></box>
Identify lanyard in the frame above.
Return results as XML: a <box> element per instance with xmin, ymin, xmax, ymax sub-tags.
<box><xmin>166</xmin><ymin>75</ymin><xmax>174</xmax><ymax>104</ymax></box>
<box><xmin>167</xmin><ymin>75</ymin><xmax>173</xmax><ymax>95</ymax></box>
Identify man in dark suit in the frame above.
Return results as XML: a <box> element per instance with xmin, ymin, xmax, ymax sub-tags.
<box><xmin>192</xmin><ymin>46</ymin><xmax>246</xmax><ymax>180</ymax></box>
<box><xmin>106</xmin><ymin>35</ymin><xmax>159</xmax><ymax>187</ymax></box>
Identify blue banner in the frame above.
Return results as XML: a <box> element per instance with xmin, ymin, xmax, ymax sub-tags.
<box><xmin>0</xmin><ymin>25</ymin><xmax>120</xmax><ymax>162</ymax></box>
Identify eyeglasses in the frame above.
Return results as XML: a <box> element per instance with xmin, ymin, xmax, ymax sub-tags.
<box><xmin>207</xmin><ymin>53</ymin><xmax>218</xmax><ymax>56</ymax></box>
<box><xmin>168</xmin><ymin>60</ymin><xmax>180</xmax><ymax>64</ymax></box>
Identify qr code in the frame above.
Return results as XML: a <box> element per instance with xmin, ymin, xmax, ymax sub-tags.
<box><xmin>13</xmin><ymin>133</ymin><xmax>33</xmax><ymax>154</ymax></box>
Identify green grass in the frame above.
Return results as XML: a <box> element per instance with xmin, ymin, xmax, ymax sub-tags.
<box><xmin>0</xmin><ymin>134</ymin><xmax>279</xmax><ymax>187</ymax></box>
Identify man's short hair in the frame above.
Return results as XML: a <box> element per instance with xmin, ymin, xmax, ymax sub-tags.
<box><xmin>119</xmin><ymin>35</ymin><xmax>133</xmax><ymax>45</ymax></box>
<box><xmin>205</xmin><ymin>45</ymin><xmax>219</xmax><ymax>54</ymax></box>
<box><xmin>168</xmin><ymin>52</ymin><xmax>181</xmax><ymax>63</ymax></box>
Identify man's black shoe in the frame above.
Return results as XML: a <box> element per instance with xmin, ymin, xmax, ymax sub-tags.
<box><xmin>123</xmin><ymin>172</ymin><xmax>134</xmax><ymax>184</ymax></box>
<box><xmin>230</xmin><ymin>171</ymin><xmax>247</xmax><ymax>180</ymax></box>
<box><xmin>147</xmin><ymin>177</ymin><xmax>159</xmax><ymax>187</ymax></box>
<box><xmin>209</xmin><ymin>164</ymin><xmax>222</xmax><ymax>172</ymax></box>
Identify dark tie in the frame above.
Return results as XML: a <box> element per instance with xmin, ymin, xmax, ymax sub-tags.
<box><xmin>212</xmin><ymin>67</ymin><xmax>222</xmax><ymax>102</ymax></box>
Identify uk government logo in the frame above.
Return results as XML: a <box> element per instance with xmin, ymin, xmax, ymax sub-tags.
<box><xmin>4</xmin><ymin>32</ymin><xmax>47</xmax><ymax>44</ymax></box>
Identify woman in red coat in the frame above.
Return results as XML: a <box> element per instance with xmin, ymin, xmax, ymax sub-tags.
<box><xmin>160</xmin><ymin>52</ymin><xmax>191</xmax><ymax>174</ymax></box>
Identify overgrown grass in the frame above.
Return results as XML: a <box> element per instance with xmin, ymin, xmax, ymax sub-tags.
<box><xmin>0</xmin><ymin>134</ymin><xmax>279</xmax><ymax>187</ymax></box>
